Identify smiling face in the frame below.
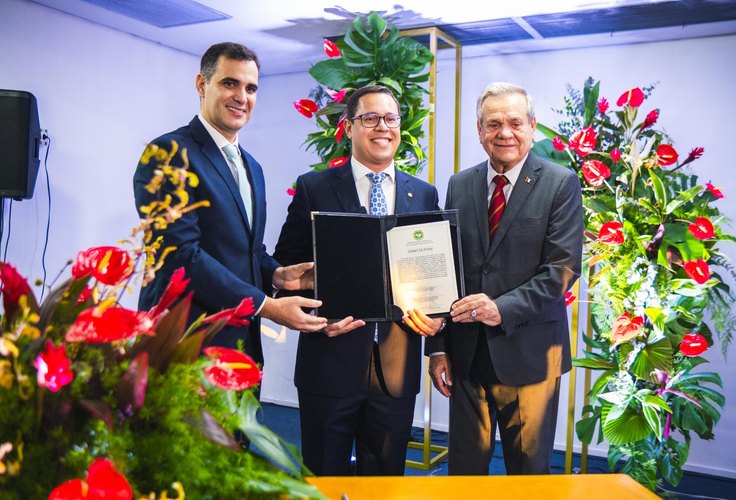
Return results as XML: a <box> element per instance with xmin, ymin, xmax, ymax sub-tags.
<box><xmin>195</xmin><ymin>55</ymin><xmax>259</xmax><ymax>142</ymax></box>
<box><xmin>477</xmin><ymin>92</ymin><xmax>536</xmax><ymax>173</ymax></box>
<box><xmin>345</xmin><ymin>92</ymin><xmax>401</xmax><ymax>172</ymax></box>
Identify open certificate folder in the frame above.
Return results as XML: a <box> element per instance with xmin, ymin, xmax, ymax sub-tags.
<box><xmin>311</xmin><ymin>210</ymin><xmax>465</xmax><ymax>321</ymax></box>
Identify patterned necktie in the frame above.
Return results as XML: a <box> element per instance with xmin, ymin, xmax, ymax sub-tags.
<box><xmin>367</xmin><ymin>172</ymin><xmax>388</xmax><ymax>216</ymax></box>
<box><xmin>223</xmin><ymin>144</ymin><xmax>253</xmax><ymax>227</ymax></box>
<box><xmin>488</xmin><ymin>174</ymin><xmax>508</xmax><ymax>244</ymax></box>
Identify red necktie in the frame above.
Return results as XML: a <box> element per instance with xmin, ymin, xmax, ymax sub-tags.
<box><xmin>488</xmin><ymin>175</ymin><xmax>508</xmax><ymax>244</ymax></box>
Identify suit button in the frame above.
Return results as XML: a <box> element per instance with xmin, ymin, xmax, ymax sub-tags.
<box><xmin>483</xmin><ymin>267</ymin><xmax>490</xmax><ymax>274</ymax></box>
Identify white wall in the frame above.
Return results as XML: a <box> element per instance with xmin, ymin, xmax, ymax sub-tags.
<box><xmin>2</xmin><ymin>0</ymin><xmax>734</xmax><ymax>478</ymax></box>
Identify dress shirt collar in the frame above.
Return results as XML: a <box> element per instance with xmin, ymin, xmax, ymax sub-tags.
<box><xmin>351</xmin><ymin>156</ymin><xmax>396</xmax><ymax>183</ymax></box>
<box><xmin>486</xmin><ymin>154</ymin><xmax>528</xmax><ymax>189</ymax></box>
<box><xmin>198</xmin><ymin>114</ymin><xmax>239</xmax><ymax>151</ymax></box>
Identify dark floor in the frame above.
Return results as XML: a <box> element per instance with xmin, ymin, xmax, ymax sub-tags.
<box><xmin>260</xmin><ymin>402</ymin><xmax>736</xmax><ymax>499</ymax></box>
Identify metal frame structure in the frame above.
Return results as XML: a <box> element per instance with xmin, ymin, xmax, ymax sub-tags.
<box><xmin>399</xmin><ymin>25</ymin><xmax>462</xmax><ymax>470</ymax></box>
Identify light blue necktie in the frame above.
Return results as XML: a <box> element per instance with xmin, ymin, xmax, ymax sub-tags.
<box><xmin>223</xmin><ymin>144</ymin><xmax>253</xmax><ymax>227</ymax></box>
<box><xmin>367</xmin><ymin>172</ymin><xmax>388</xmax><ymax>215</ymax></box>
<box><xmin>367</xmin><ymin>171</ymin><xmax>389</xmax><ymax>342</ymax></box>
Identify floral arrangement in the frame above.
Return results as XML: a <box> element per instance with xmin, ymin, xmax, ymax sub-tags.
<box><xmin>290</xmin><ymin>11</ymin><xmax>433</xmax><ymax>194</ymax></box>
<box><xmin>0</xmin><ymin>142</ymin><xmax>323</xmax><ymax>499</ymax></box>
<box><xmin>533</xmin><ymin>78</ymin><xmax>734</xmax><ymax>494</ymax></box>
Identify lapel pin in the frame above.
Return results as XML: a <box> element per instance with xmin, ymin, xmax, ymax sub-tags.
<box><xmin>524</xmin><ymin>176</ymin><xmax>532</xmax><ymax>184</ymax></box>
<box><xmin>407</xmin><ymin>192</ymin><xmax>413</xmax><ymax>198</ymax></box>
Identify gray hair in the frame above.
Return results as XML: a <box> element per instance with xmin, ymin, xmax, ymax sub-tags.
<box><xmin>476</xmin><ymin>82</ymin><xmax>535</xmax><ymax>122</ymax></box>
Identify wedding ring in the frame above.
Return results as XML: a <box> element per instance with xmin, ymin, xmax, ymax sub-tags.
<box><xmin>470</xmin><ymin>309</ymin><xmax>477</xmax><ymax>319</ymax></box>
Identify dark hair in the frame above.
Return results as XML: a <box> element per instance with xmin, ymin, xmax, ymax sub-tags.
<box><xmin>345</xmin><ymin>85</ymin><xmax>400</xmax><ymax>119</ymax></box>
<box><xmin>200</xmin><ymin>42</ymin><xmax>260</xmax><ymax>81</ymax></box>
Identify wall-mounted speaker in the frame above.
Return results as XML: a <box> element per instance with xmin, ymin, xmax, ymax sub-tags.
<box><xmin>0</xmin><ymin>90</ymin><xmax>41</xmax><ymax>200</ymax></box>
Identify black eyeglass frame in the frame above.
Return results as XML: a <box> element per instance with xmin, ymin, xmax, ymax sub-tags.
<box><xmin>349</xmin><ymin>113</ymin><xmax>402</xmax><ymax>129</ymax></box>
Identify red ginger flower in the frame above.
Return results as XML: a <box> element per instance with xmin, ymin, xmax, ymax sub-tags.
<box><xmin>323</xmin><ymin>39</ymin><xmax>340</xmax><ymax>58</ymax></box>
<box><xmin>610</xmin><ymin>148</ymin><xmax>621</xmax><ymax>162</ymax></box>
<box><xmin>598</xmin><ymin>221</ymin><xmax>624</xmax><ymax>245</ymax></box>
<box><xmin>293</xmin><ymin>99</ymin><xmax>318</xmax><ymax>118</ymax></box>
<box><xmin>552</xmin><ymin>136</ymin><xmax>565</xmax><ymax>151</ymax></box>
<box><xmin>66</xmin><ymin>306</ymin><xmax>154</xmax><ymax>343</ymax></box>
<box><xmin>203</xmin><ymin>347</ymin><xmax>262</xmax><ymax>391</ymax></box>
<box><xmin>684</xmin><ymin>259</ymin><xmax>710</xmax><ymax>284</ymax></box>
<box><xmin>681</xmin><ymin>147</ymin><xmax>704</xmax><ymax>167</ymax></box>
<box><xmin>329</xmin><ymin>156</ymin><xmax>349</xmax><ymax>168</ymax></box>
<box><xmin>0</xmin><ymin>262</ymin><xmax>32</xmax><ymax>318</ymax></box>
<box><xmin>705</xmin><ymin>182</ymin><xmax>723</xmax><ymax>199</ymax></box>
<box><xmin>49</xmin><ymin>458</ymin><xmax>132</xmax><ymax>500</ymax></box>
<box><xmin>148</xmin><ymin>267</ymin><xmax>190</xmax><ymax>318</ymax></box>
<box><xmin>568</xmin><ymin>127</ymin><xmax>597</xmax><ymax>157</ymax></box>
<box><xmin>610</xmin><ymin>311</ymin><xmax>644</xmax><ymax>346</ymax></box>
<box><xmin>617</xmin><ymin>87</ymin><xmax>645</xmax><ymax>108</ymax></box>
<box><xmin>564</xmin><ymin>291</ymin><xmax>576</xmax><ymax>307</ymax></box>
<box><xmin>34</xmin><ymin>340</ymin><xmax>74</xmax><ymax>392</ymax></box>
<box><xmin>597</xmin><ymin>97</ymin><xmax>609</xmax><ymax>114</ymax></box>
<box><xmin>642</xmin><ymin>109</ymin><xmax>659</xmax><ymax>129</ymax></box>
<box><xmin>203</xmin><ymin>297</ymin><xmax>256</xmax><ymax>327</ymax></box>
<box><xmin>71</xmin><ymin>246</ymin><xmax>133</xmax><ymax>286</ymax></box>
<box><xmin>688</xmin><ymin>217</ymin><xmax>715</xmax><ymax>240</ymax></box>
<box><xmin>679</xmin><ymin>333</ymin><xmax>709</xmax><ymax>357</ymax></box>
<box><xmin>581</xmin><ymin>160</ymin><xmax>610</xmax><ymax>187</ymax></box>
<box><xmin>656</xmin><ymin>144</ymin><xmax>678</xmax><ymax>166</ymax></box>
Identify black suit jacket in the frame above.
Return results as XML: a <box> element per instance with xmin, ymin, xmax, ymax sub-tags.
<box><xmin>133</xmin><ymin>116</ymin><xmax>280</xmax><ymax>363</ymax></box>
<box><xmin>427</xmin><ymin>153</ymin><xmax>583</xmax><ymax>385</ymax></box>
<box><xmin>274</xmin><ymin>163</ymin><xmax>440</xmax><ymax>398</ymax></box>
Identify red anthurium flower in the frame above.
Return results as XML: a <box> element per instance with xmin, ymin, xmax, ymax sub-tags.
<box><xmin>71</xmin><ymin>246</ymin><xmax>133</xmax><ymax>286</ymax></box>
<box><xmin>329</xmin><ymin>156</ymin><xmax>349</xmax><ymax>168</ymax></box>
<box><xmin>552</xmin><ymin>136</ymin><xmax>565</xmax><ymax>151</ymax></box>
<box><xmin>683</xmin><ymin>259</ymin><xmax>711</xmax><ymax>284</ymax></box>
<box><xmin>34</xmin><ymin>340</ymin><xmax>74</xmax><ymax>392</ymax></box>
<box><xmin>610</xmin><ymin>311</ymin><xmax>644</xmax><ymax>346</ymax></box>
<box><xmin>616</xmin><ymin>87</ymin><xmax>645</xmax><ymax>108</ymax></box>
<box><xmin>598</xmin><ymin>221</ymin><xmax>624</xmax><ymax>245</ymax></box>
<box><xmin>656</xmin><ymin>144</ymin><xmax>679</xmax><ymax>166</ymax></box>
<box><xmin>331</xmin><ymin>89</ymin><xmax>348</xmax><ymax>103</ymax></box>
<box><xmin>597</xmin><ymin>97</ymin><xmax>609</xmax><ymax>114</ymax></box>
<box><xmin>610</xmin><ymin>148</ymin><xmax>622</xmax><ymax>162</ymax></box>
<box><xmin>66</xmin><ymin>306</ymin><xmax>155</xmax><ymax>343</ymax></box>
<box><xmin>568</xmin><ymin>127</ymin><xmax>597</xmax><ymax>157</ymax></box>
<box><xmin>679</xmin><ymin>333</ymin><xmax>708</xmax><ymax>357</ymax></box>
<box><xmin>688</xmin><ymin>217</ymin><xmax>715</xmax><ymax>240</ymax></box>
<box><xmin>0</xmin><ymin>262</ymin><xmax>32</xmax><ymax>318</ymax></box>
<box><xmin>203</xmin><ymin>297</ymin><xmax>256</xmax><ymax>327</ymax></box>
<box><xmin>203</xmin><ymin>347</ymin><xmax>262</xmax><ymax>391</ymax></box>
<box><xmin>323</xmin><ymin>39</ymin><xmax>340</xmax><ymax>58</ymax></box>
<box><xmin>581</xmin><ymin>160</ymin><xmax>611</xmax><ymax>187</ymax></box>
<box><xmin>564</xmin><ymin>291</ymin><xmax>576</xmax><ymax>307</ymax></box>
<box><xmin>642</xmin><ymin>109</ymin><xmax>659</xmax><ymax>129</ymax></box>
<box><xmin>77</xmin><ymin>285</ymin><xmax>92</xmax><ymax>304</ymax></box>
<box><xmin>149</xmin><ymin>267</ymin><xmax>190</xmax><ymax>318</ymax></box>
<box><xmin>49</xmin><ymin>458</ymin><xmax>133</xmax><ymax>500</ymax></box>
<box><xmin>705</xmin><ymin>182</ymin><xmax>723</xmax><ymax>199</ymax></box>
<box><xmin>335</xmin><ymin>118</ymin><xmax>346</xmax><ymax>143</ymax></box>
<box><xmin>293</xmin><ymin>99</ymin><xmax>318</xmax><ymax>118</ymax></box>
<box><xmin>286</xmin><ymin>187</ymin><xmax>296</xmax><ymax>196</ymax></box>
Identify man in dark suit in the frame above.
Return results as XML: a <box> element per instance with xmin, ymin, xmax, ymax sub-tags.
<box><xmin>427</xmin><ymin>82</ymin><xmax>583</xmax><ymax>475</ymax></box>
<box><xmin>134</xmin><ymin>42</ymin><xmax>327</xmax><ymax>365</ymax></box>
<box><xmin>274</xmin><ymin>85</ymin><xmax>444</xmax><ymax>476</ymax></box>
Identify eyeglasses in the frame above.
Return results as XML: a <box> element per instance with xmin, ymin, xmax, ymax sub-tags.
<box><xmin>350</xmin><ymin>113</ymin><xmax>402</xmax><ymax>129</ymax></box>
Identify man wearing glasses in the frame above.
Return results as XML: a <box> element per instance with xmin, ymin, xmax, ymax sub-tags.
<box><xmin>275</xmin><ymin>85</ymin><xmax>444</xmax><ymax>476</ymax></box>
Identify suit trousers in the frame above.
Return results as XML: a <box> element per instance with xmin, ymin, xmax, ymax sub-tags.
<box><xmin>297</xmin><ymin>343</ymin><xmax>415</xmax><ymax>476</ymax></box>
<box><xmin>448</xmin><ymin>334</ymin><xmax>561</xmax><ymax>475</ymax></box>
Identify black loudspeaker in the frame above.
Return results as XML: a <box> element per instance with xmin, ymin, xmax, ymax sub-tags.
<box><xmin>0</xmin><ymin>89</ymin><xmax>41</xmax><ymax>200</ymax></box>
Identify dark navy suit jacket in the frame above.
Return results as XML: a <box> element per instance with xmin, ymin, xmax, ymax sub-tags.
<box><xmin>274</xmin><ymin>162</ymin><xmax>440</xmax><ymax>398</ymax></box>
<box><xmin>133</xmin><ymin>116</ymin><xmax>279</xmax><ymax>363</ymax></box>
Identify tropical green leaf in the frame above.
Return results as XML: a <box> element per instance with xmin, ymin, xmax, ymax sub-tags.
<box><xmin>629</xmin><ymin>337</ymin><xmax>673</xmax><ymax>381</ymax></box>
<box><xmin>602</xmin><ymin>403</ymin><xmax>653</xmax><ymax>445</ymax></box>
<box><xmin>572</xmin><ymin>357</ymin><xmax>615</xmax><ymax>370</ymax></box>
